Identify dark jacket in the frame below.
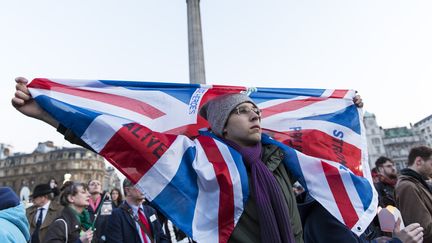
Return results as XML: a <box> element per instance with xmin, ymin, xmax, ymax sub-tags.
<box><xmin>297</xmin><ymin>193</ymin><xmax>405</xmax><ymax>243</ymax></box>
<box><xmin>228</xmin><ymin>144</ymin><xmax>303</xmax><ymax>243</ymax></box>
<box><xmin>106</xmin><ymin>201</ymin><xmax>169</xmax><ymax>243</ymax></box>
<box><xmin>43</xmin><ymin>206</ymin><xmax>82</xmax><ymax>243</ymax></box>
<box><xmin>297</xmin><ymin>193</ymin><xmax>369</xmax><ymax>243</ymax></box>
<box><xmin>27</xmin><ymin>200</ymin><xmax>63</xmax><ymax>243</ymax></box>
<box><xmin>374</xmin><ymin>180</ymin><xmax>396</xmax><ymax>207</ymax></box>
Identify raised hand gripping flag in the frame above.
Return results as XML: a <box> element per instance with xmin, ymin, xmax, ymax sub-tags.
<box><xmin>28</xmin><ymin>78</ymin><xmax>377</xmax><ymax>242</ymax></box>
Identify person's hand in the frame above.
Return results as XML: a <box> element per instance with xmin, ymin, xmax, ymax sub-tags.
<box><xmin>353</xmin><ymin>94</ymin><xmax>363</xmax><ymax>108</ymax></box>
<box><xmin>79</xmin><ymin>229</ymin><xmax>94</xmax><ymax>243</ymax></box>
<box><xmin>12</xmin><ymin>77</ymin><xmax>59</xmax><ymax>127</ymax></box>
<box><xmin>393</xmin><ymin>218</ymin><xmax>423</xmax><ymax>243</ymax></box>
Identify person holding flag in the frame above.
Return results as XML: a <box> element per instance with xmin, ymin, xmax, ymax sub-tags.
<box><xmin>12</xmin><ymin>76</ymin><xmax>408</xmax><ymax>243</ymax></box>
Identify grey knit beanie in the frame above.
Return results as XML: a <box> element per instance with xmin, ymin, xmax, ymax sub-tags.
<box><xmin>199</xmin><ymin>93</ymin><xmax>256</xmax><ymax>137</ymax></box>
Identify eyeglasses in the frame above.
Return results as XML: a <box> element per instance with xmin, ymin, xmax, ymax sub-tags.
<box><xmin>233</xmin><ymin>106</ymin><xmax>261</xmax><ymax>116</ymax></box>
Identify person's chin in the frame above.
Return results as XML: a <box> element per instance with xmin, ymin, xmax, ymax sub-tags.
<box><xmin>251</xmin><ymin>133</ymin><xmax>261</xmax><ymax>141</ymax></box>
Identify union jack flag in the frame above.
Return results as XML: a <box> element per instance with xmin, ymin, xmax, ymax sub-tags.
<box><xmin>28</xmin><ymin>78</ymin><xmax>377</xmax><ymax>242</ymax></box>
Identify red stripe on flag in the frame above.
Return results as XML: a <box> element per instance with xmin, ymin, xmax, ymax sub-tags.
<box><xmin>269</xmin><ymin>129</ymin><xmax>363</xmax><ymax>176</ymax></box>
<box><xmin>164</xmin><ymin>116</ymin><xmax>209</xmax><ymax>138</ymax></box>
<box><xmin>197</xmin><ymin>136</ymin><xmax>234</xmax><ymax>243</ymax></box>
<box><xmin>99</xmin><ymin>123</ymin><xmax>177</xmax><ymax>183</ymax></box>
<box><xmin>321</xmin><ymin>161</ymin><xmax>359</xmax><ymax>228</ymax></box>
<box><xmin>261</xmin><ymin>97</ymin><xmax>326</xmax><ymax>119</ymax></box>
<box><xmin>29</xmin><ymin>78</ymin><xmax>166</xmax><ymax>119</ymax></box>
<box><xmin>329</xmin><ymin>90</ymin><xmax>349</xmax><ymax>98</ymax></box>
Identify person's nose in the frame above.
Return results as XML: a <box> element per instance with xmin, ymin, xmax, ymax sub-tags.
<box><xmin>250</xmin><ymin>110</ymin><xmax>261</xmax><ymax>121</ymax></box>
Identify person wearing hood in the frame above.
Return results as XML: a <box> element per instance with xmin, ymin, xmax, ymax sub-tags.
<box><xmin>0</xmin><ymin>186</ymin><xmax>31</xmax><ymax>243</ymax></box>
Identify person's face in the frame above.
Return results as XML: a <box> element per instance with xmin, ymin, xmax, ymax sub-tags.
<box><xmin>69</xmin><ymin>186</ymin><xmax>90</xmax><ymax>208</ymax></box>
<box><xmin>88</xmin><ymin>180</ymin><xmax>102</xmax><ymax>194</ymax></box>
<box><xmin>125</xmin><ymin>186</ymin><xmax>145</xmax><ymax>202</ymax></box>
<box><xmin>32</xmin><ymin>195</ymin><xmax>48</xmax><ymax>207</ymax></box>
<box><xmin>223</xmin><ymin>102</ymin><xmax>262</xmax><ymax>147</ymax></box>
<box><xmin>379</xmin><ymin>160</ymin><xmax>397</xmax><ymax>179</ymax></box>
<box><xmin>418</xmin><ymin>155</ymin><xmax>432</xmax><ymax>178</ymax></box>
<box><xmin>111</xmin><ymin>190</ymin><xmax>119</xmax><ymax>201</ymax></box>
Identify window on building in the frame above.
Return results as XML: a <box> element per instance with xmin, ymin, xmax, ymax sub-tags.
<box><xmin>372</xmin><ymin>138</ymin><xmax>381</xmax><ymax>145</ymax></box>
<box><xmin>375</xmin><ymin>146</ymin><xmax>381</xmax><ymax>153</ymax></box>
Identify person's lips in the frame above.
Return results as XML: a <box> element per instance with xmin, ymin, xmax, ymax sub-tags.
<box><xmin>250</xmin><ymin>125</ymin><xmax>261</xmax><ymax>130</ymax></box>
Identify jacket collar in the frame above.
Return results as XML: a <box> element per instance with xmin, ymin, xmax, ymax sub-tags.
<box><xmin>400</xmin><ymin>168</ymin><xmax>432</xmax><ymax>194</ymax></box>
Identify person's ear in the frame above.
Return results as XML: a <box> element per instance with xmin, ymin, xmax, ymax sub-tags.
<box><xmin>415</xmin><ymin>156</ymin><xmax>423</xmax><ymax>166</ymax></box>
<box><xmin>67</xmin><ymin>194</ymin><xmax>74</xmax><ymax>204</ymax></box>
<box><xmin>377</xmin><ymin>167</ymin><xmax>384</xmax><ymax>173</ymax></box>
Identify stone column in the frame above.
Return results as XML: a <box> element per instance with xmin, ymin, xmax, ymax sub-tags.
<box><xmin>187</xmin><ymin>0</ymin><xmax>206</xmax><ymax>84</ymax></box>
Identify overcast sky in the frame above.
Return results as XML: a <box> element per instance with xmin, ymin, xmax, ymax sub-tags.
<box><xmin>1</xmin><ymin>0</ymin><xmax>431</xmax><ymax>153</ymax></box>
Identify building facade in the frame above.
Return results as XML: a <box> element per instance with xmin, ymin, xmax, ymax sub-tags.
<box><xmin>382</xmin><ymin>127</ymin><xmax>424</xmax><ymax>171</ymax></box>
<box><xmin>364</xmin><ymin>112</ymin><xmax>428</xmax><ymax>171</ymax></box>
<box><xmin>413</xmin><ymin>114</ymin><xmax>432</xmax><ymax>147</ymax></box>
<box><xmin>363</xmin><ymin>112</ymin><xmax>386</xmax><ymax>169</ymax></box>
<box><xmin>0</xmin><ymin>141</ymin><xmax>107</xmax><ymax>201</ymax></box>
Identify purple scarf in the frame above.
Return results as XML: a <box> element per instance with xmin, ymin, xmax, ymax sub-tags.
<box><xmin>224</xmin><ymin>139</ymin><xmax>295</xmax><ymax>243</ymax></box>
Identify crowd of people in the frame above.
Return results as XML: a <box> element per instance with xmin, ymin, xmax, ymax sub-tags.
<box><xmin>4</xmin><ymin>77</ymin><xmax>431</xmax><ymax>242</ymax></box>
<box><xmin>1</xmin><ymin>177</ymin><xmax>193</xmax><ymax>243</ymax></box>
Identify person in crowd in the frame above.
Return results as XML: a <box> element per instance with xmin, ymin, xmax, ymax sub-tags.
<box><xmin>374</xmin><ymin>156</ymin><xmax>398</xmax><ymax>207</ymax></box>
<box><xmin>110</xmin><ymin>188</ymin><xmax>123</xmax><ymax>209</ymax></box>
<box><xmin>106</xmin><ymin>179</ymin><xmax>169</xmax><ymax>243</ymax></box>
<box><xmin>395</xmin><ymin>146</ymin><xmax>432</xmax><ymax>242</ymax></box>
<box><xmin>87</xmin><ymin>179</ymin><xmax>111</xmax><ymax>242</ymax></box>
<box><xmin>26</xmin><ymin>183</ymin><xmax>63</xmax><ymax>243</ymax></box>
<box><xmin>48</xmin><ymin>178</ymin><xmax>61</xmax><ymax>199</ymax></box>
<box><xmin>43</xmin><ymin>181</ymin><xmax>93</xmax><ymax>243</ymax></box>
<box><xmin>0</xmin><ymin>186</ymin><xmax>31</xmax><ymax>243</ymax></box>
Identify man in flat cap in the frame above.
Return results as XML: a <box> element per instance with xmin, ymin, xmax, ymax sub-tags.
<box><xmin>26</xmin><ymin>183</ymin><xmax>62</xmax><ymax>243</ymax></box>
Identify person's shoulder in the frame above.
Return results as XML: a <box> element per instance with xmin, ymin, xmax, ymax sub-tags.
<box><xmin>142</xmin><ymin>203</ymin><xmax>157</xmax><ymax>212</ymax></box>
<box><xmin>110</xmin><ymin>204</ymin><xmax>128</xmax><ymax>217</ymax></box>
<box><xmin>395</xmin><ymin>177</ymin><xmax>419</xmax><ymax>195</ymax></box>
<box><xmin>396</xmin><ymin>176</ymin><xmax>417</xmax><ymax>187</ymax></box>
<box><xmin>49</xmin><ymin>200</ymin><xmax>63</xmax><ymax>210</ymax></box>
<box><xmin>26</xmin><ymin>204</ymin><xmax>37</xmax><ymax>214</ymax></box>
